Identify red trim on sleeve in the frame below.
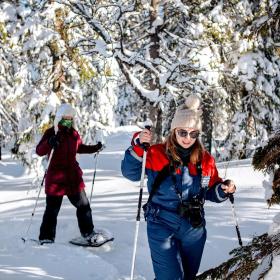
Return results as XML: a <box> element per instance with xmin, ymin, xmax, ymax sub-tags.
<box><xmin>131</xmin><ymin>131</ymin><xmax>145</xmax><ymax>157</ymax></box>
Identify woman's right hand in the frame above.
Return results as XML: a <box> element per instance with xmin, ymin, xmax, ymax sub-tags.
<box><xmin>139</xmin><ymin>128</ymin><xmax>153</xmax><ymax>145</ymax></box>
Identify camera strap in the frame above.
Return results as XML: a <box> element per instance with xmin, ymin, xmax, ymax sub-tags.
<box><xmin>145</xmin><ymin>164</ymin><xmax>172</xmax><ymax>205</ymax></box>
<box><xmin>145</xmin><ymin>161</ymin><xmax>209</xmax><ymax>206</ymax></box>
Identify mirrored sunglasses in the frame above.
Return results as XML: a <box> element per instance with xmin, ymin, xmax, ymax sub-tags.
<box><xmin>176</xmin><ymin>129</ymin><xmax>200</xmax><ymax>139</ymax></box>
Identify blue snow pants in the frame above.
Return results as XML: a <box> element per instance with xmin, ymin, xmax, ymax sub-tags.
<box><xmin>146</xmin><ymin>205</ymin><xmax>206</xmax><ymax>280</ymax></box>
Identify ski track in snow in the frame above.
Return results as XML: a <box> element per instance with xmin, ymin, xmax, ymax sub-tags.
<box><xmin>0</xmin><ymin>127</ymin><xmax>279</xmax><ymax>280</ymax></box>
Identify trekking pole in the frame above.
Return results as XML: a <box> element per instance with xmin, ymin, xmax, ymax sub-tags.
<box><xmin>229</xmin><ymin>193</ymin><xmax>243</xmax><ymax>246</ymax></box>
<box><xmin>130</xmin><ymin>126</ymin><xmax>151</xmax><ymax>280</ymax></box>
<box><xmin>223</xmin><ymin>174</ymin><xmax>243</xmax><ymax>247</ymax></box>
<box><xmin>130</xmin><ymin>125</ymin><xmax>151</xmax><ymax>280</ymax></box>
<box><xmin>22</xmin><ymin>148</ymin><xmax>55</xmax><ymax>242</ymax></box>
<box><xmin>130</xmin><ymin>147</ymin><xmax>148</xmax><ymax>280</ymax></box>
<box><xmin>223</xmin><ymin>161</ymin><xmax>243</xmax><ymax>247</ymax></box>
<box><xmin>89</xmin><ymin>151</ymin><xmax>99</xmax><ymax>204</ymax></box>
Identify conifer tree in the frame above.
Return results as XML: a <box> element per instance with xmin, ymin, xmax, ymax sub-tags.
<box><xmin>1</xmin><ymin>0</ymin><xmax>280</xmax><ymax>164</ymax></box>
<box><xmin>252</xmin><ymin>128</ymin><xmax>280</xmax><ymax>205</ymax></box>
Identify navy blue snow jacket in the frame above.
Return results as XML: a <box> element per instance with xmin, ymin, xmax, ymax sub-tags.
<box><xmin>121</xmin><ymin>134</ymin><xmax>228</xmax><ymax>213</ymax></box>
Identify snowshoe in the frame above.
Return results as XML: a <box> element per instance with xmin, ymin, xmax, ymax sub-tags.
<box><xmin>69</xmin><ymin>228</ymin><xmax>114</xmax><ymax>247</ymax></box>
<box><xmin>21</xmin><ymin>238</ymin><xmax>54</xmax><ymax>245</ymax></box>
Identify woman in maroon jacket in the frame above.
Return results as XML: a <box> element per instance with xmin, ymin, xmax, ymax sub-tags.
<box><xmin>36</xmin><ymin>103</ymin><xmax>103</xmax><ymax>245</ymax></box>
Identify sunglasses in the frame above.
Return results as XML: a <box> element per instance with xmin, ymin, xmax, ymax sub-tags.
<box><xmin>176</xmin><ymin>129</ymin><xmax>200</xmax><ymax>139</ymax></box>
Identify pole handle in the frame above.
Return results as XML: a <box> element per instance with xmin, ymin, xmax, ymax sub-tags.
<box><xmin>143</xmin><ymin>125</ymin><xmax>151</xmax><ymax>150</ymax></box>
<box><xmin>229</xmin><ymin>193</ymin><xmax>234</xmax><ymax>204</ymax></box>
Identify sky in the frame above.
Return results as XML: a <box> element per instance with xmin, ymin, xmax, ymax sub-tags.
<box><xmin>0</xmin><ymin>125</ymin><xmax>279</xmax><ymax>280</ymax></box>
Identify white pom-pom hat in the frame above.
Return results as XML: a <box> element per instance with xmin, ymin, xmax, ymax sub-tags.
<box><xmin>171</xmin><ymin>94</ymin><xmax>202</xmax><ymax>131</ymax></box>
<box><xmin>54</xmin><ymin>103</ymin><xmax>77</xmax><ymax>133</ymax></box>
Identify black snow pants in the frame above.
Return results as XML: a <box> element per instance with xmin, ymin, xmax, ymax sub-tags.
<box><xmin>39</xmin><ymin>189</ymin><xmax>94</xmax><ymax>241</ymax></box>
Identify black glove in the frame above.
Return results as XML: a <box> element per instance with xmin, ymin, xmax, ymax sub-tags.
<box><xmin>95</xmin><ymin>141</ymin><xmax>103</xmax><ymax>152</ymax></box>
<box><xmin>48</xmin><ymin>135</ymin><xmax>60</xmax><ymax>149</ymax></box>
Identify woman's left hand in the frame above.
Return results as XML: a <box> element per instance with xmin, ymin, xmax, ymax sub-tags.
<box><xmin>221</xmin><ymin>179</ymin><xmax>236</xmax><ymax>194</ymax></box>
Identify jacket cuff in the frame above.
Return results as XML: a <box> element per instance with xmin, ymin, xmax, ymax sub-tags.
<box><xmin>215</xmin><ymin>183</ymin><xmax>228</xmax><ymax>202</ymax></box>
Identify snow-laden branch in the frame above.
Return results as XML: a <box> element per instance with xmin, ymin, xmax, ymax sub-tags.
<box><xmin>116</xmin><ymin>58</ymin><xmax>160</xmax><ymax>103</ymax></box>
<box><xmin>63</xmin><ymin>1</ymin><xmax>112</xmax><ymax>43</ymax></box>
<box><xmin>0</xmin><ymin>103</ymin><xmax>18</xmax><ymax>127</ymax></box>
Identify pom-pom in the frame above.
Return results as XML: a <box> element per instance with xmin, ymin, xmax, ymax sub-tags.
<box><xmin>185</xmin><ymin>94</ymin><xmax>201</xmax><ymax>110</ymax></box>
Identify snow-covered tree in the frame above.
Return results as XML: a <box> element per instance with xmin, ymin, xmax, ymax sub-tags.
<box><xmin>64</xmin><ymin>0</ymin><xmax>223</xmax><ymax>143</ymax></box>
<box><xmin>217</xmin><ymin>0</ymin><xmax>280</xmax><ymax>159</ymax></box>
<box><xmin>1</xmin><ymin>0</ymin><xmax>280</xmax><ymax>165</ymax></box>
<box><xmin>0</xmin><ymin>0</ymin><xmax>118</xmax><ymax>166</ymax></box>
<box><xmin>253</xmin><ymin>128</ymin><xmax>280</xmax><ymax>205</ymax></box>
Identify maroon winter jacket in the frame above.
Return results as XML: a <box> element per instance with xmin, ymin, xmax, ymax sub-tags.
<box><xmin>36</xmin><ymin>125</ymin><xmax>100</xmax><ymax>196</ymax></box>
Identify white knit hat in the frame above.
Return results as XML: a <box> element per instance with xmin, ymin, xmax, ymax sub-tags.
<box><xmin>171</xmin><ymin>94</ymin><xmax>202</xmax><ymax>131</ymax></box>
<box><xmin>54</xmin><ymin>103</ymin><xmax>77</xmax><ymax>133</ymax></box>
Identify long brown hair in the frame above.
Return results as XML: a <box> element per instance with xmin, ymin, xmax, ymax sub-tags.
<box><xmin>165</xmin><ymin>129</ymin><xmax>204</xmax><ymax>166</ymax></box>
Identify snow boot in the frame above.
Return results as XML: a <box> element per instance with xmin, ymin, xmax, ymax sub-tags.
<box><xmin>39</xmin><ymin>239</ymin><xmax>54</xmax><ymax>245</ymax></box>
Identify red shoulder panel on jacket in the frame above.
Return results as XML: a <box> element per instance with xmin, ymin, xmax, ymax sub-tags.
<box><xmin>188</xmin><ymin>150</ymin><xmax>222</xmax><ymax>187</ymax></box>
<box><xmin>146</xmin><ymin>143</ymin><xmax>170</xmax><ymax>171</ymax></box>
<box><xmin>187</xmin><ymin>150</ymin><xmax>213</xmax><ymax>175</ymax></box>
<box><xmin>202</xmin><ymin>150</ymin><xmax>222</xmax><ymax>187</ymax></box>
<box><xmin>201</xmin><ymin>150</ymin><xmax>215</xmax><ymax>176</ymax></box>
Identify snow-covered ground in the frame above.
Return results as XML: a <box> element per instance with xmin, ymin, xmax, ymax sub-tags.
<box><xmin>0</xmin><ymin>126</ymin><xmax>279</xmax><ymax>280</ymax></box>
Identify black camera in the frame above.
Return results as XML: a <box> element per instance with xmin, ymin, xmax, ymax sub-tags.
<box><xmin>178</xmin><ymin>198</ymin><xmax>204</xmax><ymax>228</ymax></box>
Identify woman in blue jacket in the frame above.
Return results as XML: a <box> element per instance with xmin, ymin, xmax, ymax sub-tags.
<box><xmin>121</xmin><ymin>95</ymin><xmax>236</xmax><ymax>280</ymax></box>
